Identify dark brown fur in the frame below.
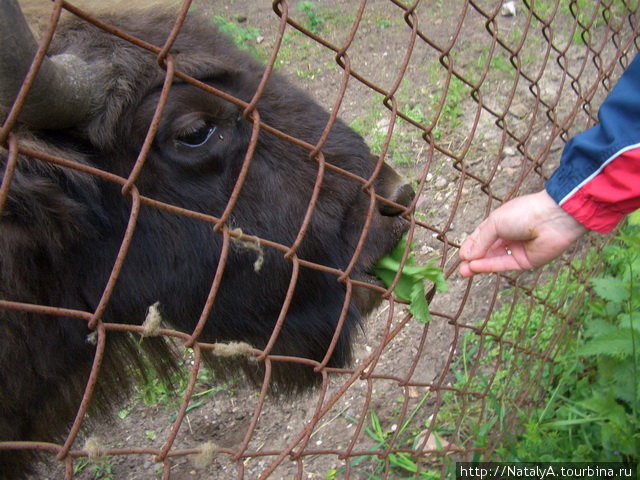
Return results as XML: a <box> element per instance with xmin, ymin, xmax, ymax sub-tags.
<box><xmin>0</xmin><ymin>9</ymin><xmax>411</xmax><ymax>478</ymax></box>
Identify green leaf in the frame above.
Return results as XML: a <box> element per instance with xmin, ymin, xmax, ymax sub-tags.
<box><xmin>590</xmin><ymin>276</ymin><xmax>630</xmax><ymax>303</ymax></box>
<box><xmin>372</xmin><ymin>235</ymin><xmax>447</xmax><ymax>324</ymax></box>
<box><xmin>618</xmin><ymin>229</ymin><xmax>640</xmax><ymax>250</ymax></box>
<box><xmin>600</xmin><ymin>356</ymin><xmax>639</xmax><ymax>404</ymax></box>
<box><xmin>410</xmin><ymin>281</ymin><xmax>431</xmax><ymax>323</ymax></box>
<box><xmin>584</xmin><ymin>319</ymin><xmax>617</xmax><ymax>338</ymax></box>
<box><xmin>576</xmin><ymin>327</ymin><xmax>637</xmax><ymax>357</ymax></box>
<box><xmin>628</xmin><ymin>208</ymin><xmax>640</xmax><ymax>226</ymax></box>
<box><xmin>619</xmin><ymin>311</ymin><xmax>640</xmax><ymax>332</ymax></box>
<box><xmin>369</xmin><ymin>411</ymin><xmax>384</xmax><ymax>441</ymax></box>
<box><xmin>577</xmin><ymin>391</ymin><xmax>627</xmax><ymax>422</ymax></box>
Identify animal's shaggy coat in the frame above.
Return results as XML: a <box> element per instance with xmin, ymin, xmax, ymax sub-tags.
<box><xmin>0</xmin><ymin>8</ymin><xmax>411</xmax><ymax>478</ymax></box>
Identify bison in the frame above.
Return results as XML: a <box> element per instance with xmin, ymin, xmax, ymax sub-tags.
<box><xmin>0</xmin><ymin>1</ymin><xmax>414</xmax><ymax>477</ymax></box>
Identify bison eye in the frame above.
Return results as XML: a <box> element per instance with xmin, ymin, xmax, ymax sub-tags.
<box><xmin>176</xmin><ymin>122</ymin><xmax>217</xmax><ymax>148</ymax></box>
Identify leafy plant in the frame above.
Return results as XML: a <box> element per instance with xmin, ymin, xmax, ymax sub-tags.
<box><xmin>91</xmin><ymin>459</ymin><xmax>115</xmax><ymax>480</ymax></box>
<box><xmin>333</xmin><ymin>392</ymin><xmax>450</xmax><ymax>479</ymax></box>
<box><xmin>117</xmin><ymin>347</ymin><xmax>235</xmax><ymax>424</ymax></box>
<box><xmin>497</xmin><ymin>214</ymin><xmax>640</xmax><ymax>464</ymax></box>
<box><xmin>427</xmin><ymin>75</ymin><xmax>466</xmax><ymax>140</ymax></box>
<box><xmin>432</xmin><ymin>241</ymin><xmax>596</xmax><ymax>457</ymax></box>
<box><xmin>293</xmin><ymin>65</ymin><xmax>323</xmax><ymax>79</ymax></box>
<box><xmin>212</xmin><ymin>15</ymin><xmax>263</xmax><ymax>59</ymax></box>
<box><xmin>73</xmin><ymin>457</ymin><xmax>115</xmax><ymax>480</ymax></box>
<box><xmin>297</xmin><ymin>1</ymin><xmax>325</xmax><ymax>34</ymax></box>
<box><xmin>373</xmin><ymin>235</ymin><xmax>447</xmax><ymax>323</ymax></box>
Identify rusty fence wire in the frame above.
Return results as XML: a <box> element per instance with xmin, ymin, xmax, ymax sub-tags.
<box><xmin>1</xmin><ymin>0</ymin><xmax>639</xmax><ymax>479</ymax></box>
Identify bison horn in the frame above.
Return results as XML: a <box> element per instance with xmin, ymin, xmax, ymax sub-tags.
<box><xmin>0</xmin><ymin>0</ymin><xmax>93</xmax><ymax>128</ymax></box>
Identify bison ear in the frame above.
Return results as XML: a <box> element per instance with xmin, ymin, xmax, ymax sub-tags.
<box><xmin>1</xmin><ymin>146</ymin><xmax>102</xmax><ymax>250</ymax></box>
<box><xmin>2</xmin><ymin>171</ymin><xmax>91</xmax><ymax>248</ymax></box>
<box><xmin>174</xmin><ymin>54</ymin><xmax>244</xmax><ymax>86</ymax></box>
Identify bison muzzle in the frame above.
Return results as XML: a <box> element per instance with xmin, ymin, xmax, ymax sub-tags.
<box><xmin>0</xmin><ymin>1</ymin><xmax>415</xmax><ymax>477</ymax></box>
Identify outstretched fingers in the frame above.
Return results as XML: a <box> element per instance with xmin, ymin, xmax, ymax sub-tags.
<box><xmin>461</xmin><ymin>238</ymin><xmax>534</xmax><ymax>276</ymax></box>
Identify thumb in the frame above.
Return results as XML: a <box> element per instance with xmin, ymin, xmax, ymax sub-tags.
<box><xmin>459</xmin><ymin>218</ymin><xmax>500</xmax><ymax>261</ymax></box>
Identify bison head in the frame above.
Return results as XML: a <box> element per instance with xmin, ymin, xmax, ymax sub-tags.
<box><xmin>0</xmin><ymin>3</ymin><xmax>414</xmax><ymax>476</ymax></box>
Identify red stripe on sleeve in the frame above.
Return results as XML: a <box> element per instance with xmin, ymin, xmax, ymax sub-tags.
<box><xmin>561</xmin><ymin>147</ymin><xmax>640</xmax><ymax>233</ymax></box>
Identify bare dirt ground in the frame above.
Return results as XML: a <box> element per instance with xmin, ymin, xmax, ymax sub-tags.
<box><xmin>19</xmin><ymin>0</ymin><xmax>631</xmax><ymax>478</ymax></box>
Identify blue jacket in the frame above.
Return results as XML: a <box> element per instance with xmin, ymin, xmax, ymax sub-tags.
<box><xmin>546</xmin><ymin>52</ymin><xmax>640</xmax><ymax>232</ymax></box>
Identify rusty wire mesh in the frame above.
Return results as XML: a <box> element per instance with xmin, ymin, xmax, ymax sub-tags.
<box><xmin>1</xmin><ymin>0</ymin><xmax>639</xmax><ymax>479</ymax></box>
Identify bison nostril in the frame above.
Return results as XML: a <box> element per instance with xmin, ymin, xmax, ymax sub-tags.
<box><xmin>378</xmin><ymin>182</ymin><xmax>415</xmax><ymax>216</ymax></box>
<box><xmin>372</xmin><ymin>160</ymin><xmax>416</xmax><ymax>216</ymax></box>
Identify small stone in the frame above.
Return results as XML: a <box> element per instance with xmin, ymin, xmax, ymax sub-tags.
<box><xmin>502</xmin><ymin>156</ymin><xmax>521</xmax><ymax>169</ymax></box>
<box><xmin>501</xmin><ymin>1</ymin><xmax>517</xmax><ymax>16</ymax></box>
<box><xmin>503</xmin><ymin>146</ymin><xmax>516</xmax><ymax>157</ymax></box>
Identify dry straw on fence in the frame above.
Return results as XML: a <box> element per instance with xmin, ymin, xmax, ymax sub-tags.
<box><xmin>1</xmin><ymin>0</ymin><xmax>639</xmax><ymax>478</ymax></box>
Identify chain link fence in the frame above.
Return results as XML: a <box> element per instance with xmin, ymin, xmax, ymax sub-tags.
<box><xmin>1</xmin><ymin>0</ymin><xmax>639</xmax><ymax>478</ymax></box>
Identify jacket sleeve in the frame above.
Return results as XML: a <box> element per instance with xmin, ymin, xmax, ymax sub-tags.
<box><xmin>545</xmin><ymin>53</ymin><xmax>640</xmax><ymax>233</ymax></box>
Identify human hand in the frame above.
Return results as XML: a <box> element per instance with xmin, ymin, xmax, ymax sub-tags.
<box><xmin>458</xmin><ymin>190</ymin><xmax>588</xmax><ymax>277</ymax></box>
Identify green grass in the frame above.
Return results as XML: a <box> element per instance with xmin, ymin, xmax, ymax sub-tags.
<box><xmin>328</xmin><ymin>392</ymin><xmax>452</xmax><ymax>479</ymax></box>
<box><xmin>434</xmin><ymin>260</ymin><xmax>592</xmax><ymax>452</ymax></box>
<box><xmin>117</xmin><ymin>348</ymin><xmax>236</xmax><ymax>423</ymax></box>
<box><xmin>497</xmin><ymin>213</ymin><xmax>640</xmax><ymax>464</ymax></box>
<box><xmin>73</xmin><ymin>458</ymin><xmax>114</xmax><ymax>480</ymax></box>
<box><xmin>524</xmin><ymin>0</ymin><xmax>637</xmax><ymax>46</ymax></box>
<box><xmin>73</xmin><ymin>346</ymin><xmax>237</xmax><ymax>479</ymax></box>
<box><xmin>342</xmin><ymin>215</ymin><xmax>640</xmax><ymax>479</ymax></box>
<box><xmin>212</xmin><ymin>15</ymin><xmax>264</xmax><ymax>60</ymax></box>
<box><xmin>297</xmin><ymin>1</ymin><xmax>325</xmax><ymax>34</ymax></box>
